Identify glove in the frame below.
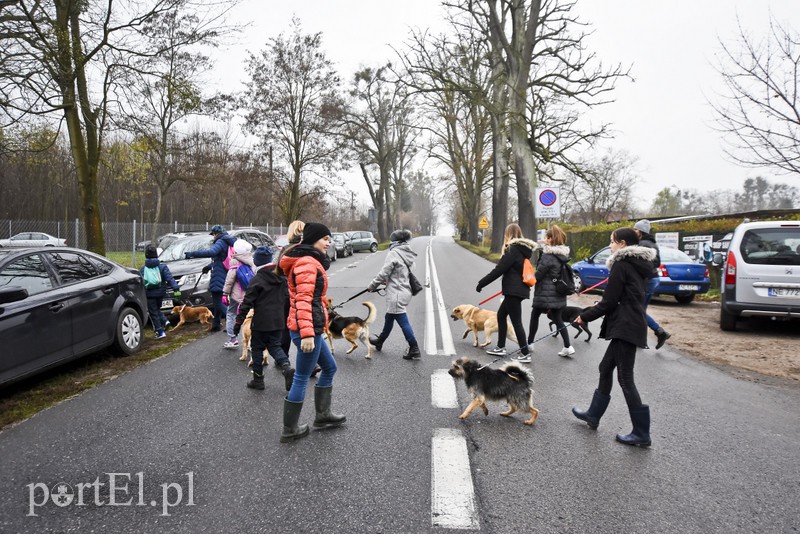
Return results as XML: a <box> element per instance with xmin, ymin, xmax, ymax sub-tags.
<box><xmin>201</xmin><ymin>265</ymin><xmax>211</xmax><ymax>274</ymax></box>
<box><xmin>300</xmin><ymin>337</ymin><xmax>315</xmax><ymax>353</ymax></box>
<box><xmin>173</xmin><ymin>290</ymin><xmax>181</xmax><ymax>297</ymax></box>
<box><xmin>367</xmin><ymin>285</ymin><xmax>376</xmax><ymax>293</ymax></box>
<box><xmin>184</xmin><ymin>252</ymin><xmax>193</xmax><ymax>259</ymax></box>
<box><xmin>475</xmin><ymin>284</ymin><xmax>482</xmax><ymax>293</ymax></box>
<box><xmin>222</xmin><ymin>295</ymin><xmax>229</xmax><ymax>306</ymax></box>
<box><xmin>233</xmin><ymin>322</ymin><xmax>242</xmax><ymax>336</ymax></box>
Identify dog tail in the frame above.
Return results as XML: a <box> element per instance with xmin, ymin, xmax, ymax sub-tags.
<box><xmin>500</xmin><ymin>363</ymin><xmax>534</xmax><ymax>385</ymax></box>
<box><xmin>362</xmin><ymin>301</ymin><xmax>377</xmax><ymax>324</ymax></box>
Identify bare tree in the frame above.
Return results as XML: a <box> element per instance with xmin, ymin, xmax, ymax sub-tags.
<box><xmin>712</xmin><ymin>16</ymin><xmax>800</xmax><ymax>176</ymax></box>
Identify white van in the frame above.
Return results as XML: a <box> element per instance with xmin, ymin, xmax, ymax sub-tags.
<box><xmin>718</xmin><ymin>220</ymin><xmax>800</xmax><ymax>330</ymax></box>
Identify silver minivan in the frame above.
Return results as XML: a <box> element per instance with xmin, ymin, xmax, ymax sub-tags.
<box><xmin>718</xmin><ymin>220</ymin><xmax>800</xmax><ymax>330</ymax></box>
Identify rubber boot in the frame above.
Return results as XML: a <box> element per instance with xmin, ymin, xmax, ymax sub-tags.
<box><xmin>246</xmin><ymin>371</ymin><xmax>265</xmax><ymax>390</ymax></box>
<box><xmin>403</xmin><ymin>341</ymin><xmax>421</xmax><ymax>360</ymax></box>
<box><xmin>369</xmin><ymin>334</ymin><xmax>385</xmax><ymax>351</ymax></box>
<box><xmin>655</xmin><ymin>328</ymin><xmax>671</xmax><ymax>350</ymax></box>
<box><xmin>616</xmin><ymin>405</ymin><xmax>652</xmax><ymax>447</ymax></box>
<box><xmin>282</xmin><ymin>367</ymin><xmax>295</xmax><ymax>392</ymax></box>
<box><xmin>571</xmin><ymin>389</ymin><xmax>611</xmax><ymax>429</ymax></box>
<box><xmin>313</xmin><ymin>386</ymin><xmax>346</xmax><ymax>428</ymax></box>
<box><xmin>280</xmin><ymin>398</ymin><xmax>309</xmax><ymax>443</ymax></box>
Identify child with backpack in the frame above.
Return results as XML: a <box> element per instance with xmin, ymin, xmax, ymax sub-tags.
<box><xmin>222</xmin><ymin>239</ymin><xmax>256</xmax><ymax>349</ymax></box>
<box><xmin>140</xmin><ymin>244</ymin><xmax>181</xmax><ymax>339</ymax></box>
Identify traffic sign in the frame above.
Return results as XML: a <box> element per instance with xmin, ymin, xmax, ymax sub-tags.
<box><xmin>478</xmin><ymin>216</ymin><xmax>489</xmax><ymax>229</ymax></box>
<box><xmin>535</xmin><ymin>187</ymin><xmax>560</xmax><ymax>219</ymax></box>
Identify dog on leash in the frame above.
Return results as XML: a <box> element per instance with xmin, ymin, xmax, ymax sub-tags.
<box><xmin>170</xmin><ymin>304</ymin><xmax>214</xmax><ymax>332</ymax></box>
<box><xmin>325</xmin><ymin>300</ymin><xmax>377</xmax><ymax>359</ymax></box>
<box><xmin>236</xmin><ymin>309</ymin><xmax>256</xmax><ymax>363</ymax></box>
<box><xmin>448</xmin><ymin>357</ymin><xmax>539</xmax><ymax>426</ymax></box>
<box><xmin>451</xmin><ymin>304</ymin><xmax>517</xmax><ymax>348</ymax></box>
<box><xmin>547</xmin><ymin>306</ymin><xmax>592</xmax><ymax>342</ymax></box>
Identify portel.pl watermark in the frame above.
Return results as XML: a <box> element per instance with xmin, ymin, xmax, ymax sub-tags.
<box><xmin>26</xmin><ymin>472</ymin><xmax>195</xmax><ymax>517</ymax></box>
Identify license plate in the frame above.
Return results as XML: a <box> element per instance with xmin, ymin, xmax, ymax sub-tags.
<box><xmin>161</xmin><ymin>299</ymin><xmax>173</xmax><ymax>308</ymax></box>
<box><xmin>768</xmin><ymin>288</ymin><xmax>800</xmax><ymax>297</ymax></box>
<box><xmin>678</xmin><ymin>285</ymin><xmax>699</xmax><ymax>291</ymax></box>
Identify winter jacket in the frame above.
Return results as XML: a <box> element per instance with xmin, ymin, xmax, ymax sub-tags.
<box><xmin>476</xmin><ymin>238</ymin><xmax>539</xmax><ymax>300</ymax></box>
<box><xmin>368</xmin><ymin>242</ymin><xmax>417</xmax><ymax>314</ymax></box>
<box><xmin>532</xmin><ymin>244</ymin><xmax>570</xmax><ymax>310</ymax></box>
<box><xmin>235</xmin><ymin>264</ymin><xmax>289</xmax><ymax>332</ymax></box>
<box><xmin>140</xmin><ymin>258</ymin><xmax>180</xmax><ymax>299</ymax></box>
<box><xmin>279</xmin><ymin>244</ymin><xmax>329</xmax><ymax>339</ymax></box>
<box><xmin>579</xmin><ymin>245</ymin><xmax>656</xmax><ymax>348</ymax></box>
<box><xmin>184</xmin><ymin>232</ymin><xmax>237</xmax><ymax>293</ymax></box>
<box><xmin>223</xmin><ymin>251</ymin><xmax>256</xmax><ymax>303</ymax></box>
<box><xmin>638</xmin><ymin>232</ymin><xmax>661</xmax><ymax>278</ymax></box>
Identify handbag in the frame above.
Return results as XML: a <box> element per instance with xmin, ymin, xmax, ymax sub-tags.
<box><xmin>402</xmin><ymin>257</ymin><xmax>424</xmax><ymax>296</ymax></box>
<box><xmin>522</xmin><ymin>258</ymin><xmax>536</xmax><ymax>287</ymax></box>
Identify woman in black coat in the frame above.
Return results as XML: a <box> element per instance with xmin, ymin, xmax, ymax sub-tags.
<box><xmin>572</xmin><ymin>227</ymin><xmax>656</xmax><ymax>447</ymax></box>
<box><xmin>475</xmin><ymin>223</ymin><xmax>539</xmax><ymax>359</ymax></box>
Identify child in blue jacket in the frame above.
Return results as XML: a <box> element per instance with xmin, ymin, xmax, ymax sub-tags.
<box><xmin>140</xmin><ymin>244</ymin><xmax>181</xmax><ymax>338</ymax></box>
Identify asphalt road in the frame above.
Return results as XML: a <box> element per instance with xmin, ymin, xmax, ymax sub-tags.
<box><xmin>1</xmin><ymin>236</ymin><xmax>798</xmax><ymax>533</ymax></box>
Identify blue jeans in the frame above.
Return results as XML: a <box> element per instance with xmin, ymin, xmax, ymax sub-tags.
<box><xmin>147</xmin><ymin>297</ymin><xmax>165</xmax><ymax>333</ymax></box>
<box><xmin>643</xmin><ymin>277</ymin><xmax>661</xmax><ymax>331</ymax></box>
<box><xmin>226</xmin><ymin>298</ymin><xmax>239</xmax><ymax>337</ymax></box>
<box><xmin>211</xmin><ymin>291</ymin><xmax>225</xmax><ymax>329</ymax></box>
<box><xmin>287</xmin><ymin>331</ymin><xmax>336</xmax><ymax>402</ymax></box>
<box><xmin>250</xmin><ymin>329</ymin><xmax>290</xmax><ymax>374</ymax></box>
<box><xmin>377</xmin><ymin>312</ymin><xmax>417</xmax><ymax>345</ymax></box>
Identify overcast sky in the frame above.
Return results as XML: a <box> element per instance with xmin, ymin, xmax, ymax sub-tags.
<box><xmin>213</xmin><ymin>0</ymin><xmax>798</xmax><ymax>212</ymax></box>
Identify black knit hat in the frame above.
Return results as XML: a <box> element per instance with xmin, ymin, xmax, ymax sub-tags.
<box><xmin>300</xmin><ymin>222</ymin><xmax>331</xmax><ymax>245</ymax></box>
<box><xmin>390</xmin><ymin>229</ymin><xmax>412</xmax><ymax>243</ymax></box>
<box><xmin>145</xmin><ymin>244</ymin><xmax>158</xmax><ymax>259</ymax></box>
<box><xmin>252</xmin><ymin>246</ymin><xmax>273</xmax><ymax>267</ymax></box>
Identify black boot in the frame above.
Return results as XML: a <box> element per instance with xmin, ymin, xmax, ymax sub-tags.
<box><xmin>616</xmin><ymin>405</ymin><xmax>652</xmax><ymax>447</ymax></box>
<box><xmin>571</xmin><ymin>389</ymin><xmax>611</xmax><ymax>429</ymax></box>
<box><xmin>280</xmin><ymin>398</ymin><xmax>309</xmax><ymax>443</ymax></box>
<box><xmin>246</xmin><ymin>372</ymin><xmax>265</xmax><ymax>390</ymax></box>
<box><xmin>655</xmin><ymin>328</ymin><xmax>671</xmax><ymax>350</ymax></box>
<box><xmin>282</xmin><ymin>367</ymin><xmax>295</xmax><ymax>392</ymax></box>
<box><xmin>403</xmin><ymin>342</ymin><xmax>421</xmax><ymax>360</ymax></box>
<box><xmin>369</xmin><ymin>334</ymin><xmax>385</xmax><ymax>351</ymax></box>
<box><xmin>313</xmin><ymin>386</ymin><xmax>346</xmax><ymax>428</ymax></box>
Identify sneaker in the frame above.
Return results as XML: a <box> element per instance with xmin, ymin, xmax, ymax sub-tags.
<box><xmin>512</xmin><ymin>354</ymin><xmax>532</xmax><ymax>363</ymax></box>
<box><xmin>155</xmin><ymin>331</ymin><xmax>166</xmax><ymax>339</ymax></box>
<box><xmin>558</xmin><ymin>346</ymin><xmax>576</xmax><ymax>357</ymax></box>
<box><xmin>485</xmin><ymin>346</ymin><xmax>507</xmax><ymax>356</ymax></box>
<box><xmin>223</xmin><ymin>339</ymin><xmax>239</xmax><ymax>349</ymax></box>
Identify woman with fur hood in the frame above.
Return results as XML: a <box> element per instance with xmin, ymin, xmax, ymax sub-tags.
<box><xmin>368</xmin><ymin>229</ymin><xmax>421</xmax><ymax>360</ymax></box>
<box><xmin>475</xmin><ymin>223</ymin><xmax>539</xmax><ymax>359</ymax></box>
<box><xmin>524</xmin><ymin>225</ymin><xmax>574</xmax><ymax>362</ymax></box>
<box><xmin>222</xmin><ymin>239</ymin><xmax>256</xmax><ymax>349</ymax></box>
<box><xmin>572</xmin><ymin>227</ymin><xmax>656</xmax><ymax>447</ymax></box>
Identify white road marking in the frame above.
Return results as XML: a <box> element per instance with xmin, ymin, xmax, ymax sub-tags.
<box><xmin>431</xmin><ymin>369</ymin><xmax>458</xmax><ymax>409</ymax></box>
<box><xmin>425</xmin><ymin>239</ymin><xmax>456</xmax><ymax>356</ymax></box>
<box><xmin>431</xmin><ymin>428</ymin><xmax>480</xmax><ymax>530</ymax></box>
<box><xmin>424</xmin><ymin>240</ymin><xmax>438</xmax><ymax>355</ymax></box>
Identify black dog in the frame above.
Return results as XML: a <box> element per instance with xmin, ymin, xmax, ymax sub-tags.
<box><xmin>547</xmin><ymin>306</ymin><xmax>592</xmax><ymax>342</ymax></box>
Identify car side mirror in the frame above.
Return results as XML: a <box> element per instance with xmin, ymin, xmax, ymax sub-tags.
<box><xmin>584</xmin><ymin>257</ymin><xmax>591</xmax><ymax>264</ymax></box>
<box><xmin>711</xmin><ymin>252</ymin><xmax>724</xmax><ymax>267</ymax></box>
<box><xmin>0</xmin><ymin>286</ymin><xmax>29</xmax><ymax>305</ymax></box>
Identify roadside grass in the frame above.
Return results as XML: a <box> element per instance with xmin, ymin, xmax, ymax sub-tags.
<box><xmin>106</xmin><ymin>250</ymin><xmax>143</xmax><ymax>268</ymax></box>
<box><xmin>377</xmin><ymin>241</ymin><xmax>390</xmax><ymax>251</ymax></box>
<box><xmin>0</xmin><ymin>326</ymin><xmax>208</xmax><ymax>431</ymax></box>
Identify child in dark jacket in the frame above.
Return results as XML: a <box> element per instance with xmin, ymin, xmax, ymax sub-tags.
<box><xmin>140</xmin><ymin>244</ymin><xmax>181</xmax><ymax>339</ymax></box>
<box><xmin>234</xmin><ymin>246</ymin><xmax>294</xmax><ymax>391</ymax></box>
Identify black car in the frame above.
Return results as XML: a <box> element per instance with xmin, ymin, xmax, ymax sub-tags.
<box><xmin>0</xmin><ymin>247</ymin><xmax>148</xmax><ymax>387</ymax></box>
<box><xmin>157</xmin><ymin>229</ymin><xmax>278</xmax><ymax>310</ymax></box>
<box><xmin>332</xmin><ymin>233</ymin><xmax>353</xmax><ymax>257</ymax></box>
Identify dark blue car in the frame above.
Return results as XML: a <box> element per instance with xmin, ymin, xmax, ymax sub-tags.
<box><xmin>571</xmin><ymin>246</ymin><xmax>710</xmax><ymax>304</ymax></box>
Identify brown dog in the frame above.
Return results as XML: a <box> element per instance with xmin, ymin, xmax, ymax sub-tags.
<box><xmin>325</xmin><ymin>300</ymin><xmax>377</xmax><ymax>359</ymax></box>
<box><xmin>451</xmin><ymin>304</ymin><xmax>517</xmax><ymax>348</ymax></box>
<box><xmin>170</xmin><ymin>304</ymin><xmax>214</xmax><ymax>332</ymax></box>
<box><xmin>237</xmin><ymin>310</ymin><xmax>257</xmax><ymax>363</ymax></box>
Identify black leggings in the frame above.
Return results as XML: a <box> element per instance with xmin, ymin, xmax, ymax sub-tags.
<box><xmin>496</xmin><ymin>295</ymin><xmax>529</xmax><ymax>355</ymax></box>
<box><xmin>598</xmin><ymin>338</ymin><xmax>642</xmax><ymax>408</ymax></box>
<box><xmin>528</xmin><ymin>307</ymin><xmax>570</xmax><ymax>348</ymax></box>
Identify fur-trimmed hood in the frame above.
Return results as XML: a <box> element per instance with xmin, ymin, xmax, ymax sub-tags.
<box><xmin>542</xmin><ymin>244</ymin><xmax>570</xmax><ymax>258</ymax></box>
<box><xmin>606</xmin><ymin>245</ymin><xmax>657</xmax><ymax>272</ymax></box>
<box><xmin>506</xmin><ymin>237</ymin><xmax>539</xmax><ymax>252</ymax></box>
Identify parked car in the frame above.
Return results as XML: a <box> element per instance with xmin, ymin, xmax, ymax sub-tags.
<box><xmin>716</xmin><ymin>220</ymin><xmax>800</xmax><ymax>331</ymax></box>
<box><xmin>0</xmin><ymin>232</ymin><xmax>67</xmax><ymax>248</ymax></box>
<box><xmin>274</xmin><ymin>234</ymin><xmax>290</xmax><ymax>251</ymax></box>
<box><xmin>0</xmin><ymin>247</ymin><xmax>148</xmax><ymax>387</ymax></box>
<box><xmin>136</xmin><ymin>233</ymin><xmax>186</xmax><ymax>253</ymax></box>
<box><xmin>157</xmin><ymin>228</ymin><xmax>278</xmax><ymax>310</ymax></box>
<box><xmin>571</xmin><ymin>245</ymin><xmax>710</xmax><ymax>304</ymax></box>
<box><xmin>332</xmin><ymin>232</ymin><xmax>353</xmax><ymax>257</ymax></box>
<box><xmin>347</xmin><ymin>231</ymin><xmax>378</xmax><ymax>253</ymax></box>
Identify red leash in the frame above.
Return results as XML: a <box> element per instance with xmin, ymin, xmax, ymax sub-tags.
<box><xmin>478</xmin><ymin>290</ymin><xmax>502</xmax><ymax>306</ymax></box>
<box><xmin>578</xmin><ymin>277</ymin><xmax>609</xmax><ymax>295</ymax></box>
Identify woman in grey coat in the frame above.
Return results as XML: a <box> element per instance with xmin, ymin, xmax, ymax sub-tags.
<box><xmin>525</xmin><ymin>225</ymin><xmax>574</xmax><ymax>361</ymax></box>
<box><xmin>367</xmin><ymin>230</ymin><xmax>421</xmax><ymax>360</ymax></box>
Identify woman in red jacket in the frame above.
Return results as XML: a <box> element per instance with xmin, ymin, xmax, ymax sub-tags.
<box><xmin>278</xmin><ymin>223</ymin><xmax>345</xmax><ymax>443</ymax></box>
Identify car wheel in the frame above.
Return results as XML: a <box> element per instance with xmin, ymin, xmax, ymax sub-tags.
<box><xmin>720</xmin><ymin>304</ymin><xmax>737</xmax><ymax>331</ymax></box>
<box><xmin>675</xmin><ymin>294</ymin><xmax>695</xmax><ymax>304</ymax></box>
<box><xmin>573</xmin><ymin>271</ymin><xmax>585</xmax><ymax>293</ymax></box>
<box><xmin>370</xmin><ymin>243</ymin><xmax>378</xmax><ymax>253</ymax></box>
<box><xmin>114</xmin><ymin>307</ymin><xmax>143</xmax><ymax>355</ymax></box>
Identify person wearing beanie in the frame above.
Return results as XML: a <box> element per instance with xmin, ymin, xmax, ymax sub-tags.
<box><xmin>140</xmin><ymin>244</ymin><xmax>180</xmax><ymax>339</ymax></box>
<box><xmin>234</xmin><ymin>245</ymin><xmax>295</xmax><ymax>392</ymax></box>
<box><xmin>572</xmin><ymin>227</ymin><xmax>656</xmax><ymax>447</ymax></box>
<box><xmin>634</xmin><ymin>219</ymin><xmax>671</xmax><ymax>349</ymax></box>
<box><xmin>222</xmin><ymin>239</ymin><xmax>256</xmax><ymax>349</ymax></box>
<box><xmin>367</xmin><ymin>229</ymin><xmax>422</xmax><ymax>360</ymax></box>
<box><xmin>183</xmin><ymin>224</ymin><xmax>236</xmax><ymax>332</ymax></box>
<box><xmin>278</xmin><ymin>222</ymin><xmax>344</xmax><ymax>443</ymax></box>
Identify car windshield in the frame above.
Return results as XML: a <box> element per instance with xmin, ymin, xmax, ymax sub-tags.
<box><xmin>332</xmin><ymin>234</ymin><xmax>344</xmax><ymax>243</ymax></box>
<box><xmin>660</xmin><ymin>247</ymin><xmax>692</xmax><ymax>262</ymax></box>
<box><xmin>159</xmin><ymin>235</ymin><xmax>213</xmax><ymax>261</ymax></box>
<box><xmin>740</xmin><ymin>227</ymin><xmax>800</xmax><ymax>265</ymax></box>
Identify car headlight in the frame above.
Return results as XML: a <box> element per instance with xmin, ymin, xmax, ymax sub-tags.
<box><xmin>179</xmin><ymin>271</ymin><xmax>211</xmax><ymax>288</ymax></box>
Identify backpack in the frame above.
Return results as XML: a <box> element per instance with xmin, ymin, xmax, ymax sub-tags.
<box><xmin>222</xmin><ymin>244</ymin><xmax>235</xmax><ymax>270</ymax></box>
<box><xmin>553</xmin><ymin>258</ymin><xmax>576</xmax><ymax>296</ymax></box>
<box><xmin>142</xmin><ymin>265</ymin><xmax>162</xmax><ymax>289</ymax></box>
<box><xmin>522</xmin><ymin>258</ymin><xmax>536</xmax><ymax>287</ymax></box>
<box><xmin>235</xmin><ymin>264</ymin><xmax>255</xmax><ymax>289</ymax></box>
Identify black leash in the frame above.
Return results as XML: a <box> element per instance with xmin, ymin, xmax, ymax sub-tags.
<box><xmin>331</xmin><ymin>287</ymin><xmax>385</xmax><ymax>310</ymax></box>
<box><xmin>477</xmin><ymin>323</ymin><xmax>573</xmax><ymax>370</ymax></box>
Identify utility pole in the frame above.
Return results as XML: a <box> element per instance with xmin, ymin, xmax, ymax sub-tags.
<box><xmin>350</xmin><ymin>191</ymin><xmax>355</xmax><ymax>222</ymax></box>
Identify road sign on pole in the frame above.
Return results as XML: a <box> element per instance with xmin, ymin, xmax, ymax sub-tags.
<box><xmin>535</xmin><ymin>187</ymin><xmax>560</xmax><ymax>219</ymax></box>
<box><xmin>478</xmin><ymin>216</ymin><xmax>489</xmax><ymax>229</ymax></box>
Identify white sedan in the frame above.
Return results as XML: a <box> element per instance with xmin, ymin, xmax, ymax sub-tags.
<box><xmin>0</xmin><ymin>232</ymin><xmax>67</xmax><ymax>247</ymax></box>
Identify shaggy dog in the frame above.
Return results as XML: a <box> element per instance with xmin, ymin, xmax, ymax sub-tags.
<box><xmin>325</xmin><ymin>300</ymin><xmax>377</xmax><ymax>359</ymax></box>
<box><xmin>450</xmin><ymin>304</ymin><xmax>517</xmax><ymax>348</ymax></box>
<box><xmin>170</xmin><ymin>304</ymin><xmax>214</xmax><ymax>332</ymax></box>
<box><xmin>448</xmin><ymin>357</ymin><xmax>539</xmax><ymax>425</ymax></box>
<box><xmin>547</xmin><ymin>306</ymin><xmax>593</xmax><ymax>342</ymax></box>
